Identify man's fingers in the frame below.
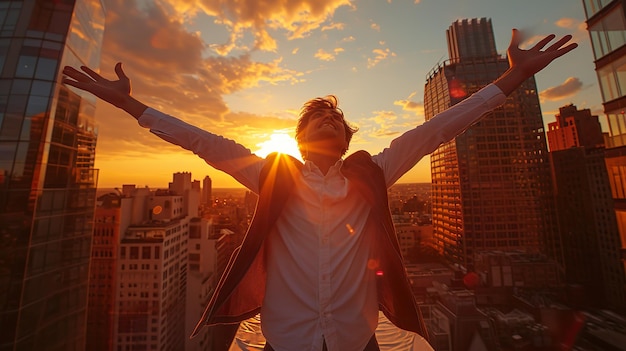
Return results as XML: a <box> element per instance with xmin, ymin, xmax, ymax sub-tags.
<box><xmin>555</xmin><ymin>42</ymin><xmax>578</xmax><ymax>58</ymax></box>
<box><xmin>81</xmin><ymin>65</ymin><xmax>104</xmax><ymax>81</ymax></box>
<box><xmin>531</xmin><ymin>34</ymin><xmax>557</xmax><ymax>51</ymax></box>
<box><xmin>62</xmin><ymin>78</ymin><xmax>90</xmax><ymax>92</ymax></box>
<box><xmin>546</xmin><ymin>35</ymin><xmax>574</xmax><ymax>52</ymax></box>
<box><xmin>115</xmin><ymin>62</ymin><xmax>128</xmax><ymax>81</ymax></box>
<box><xmin>62</xmin><ymin>66</ymin><xmax>92</xmax><ymax>82</ymax></box>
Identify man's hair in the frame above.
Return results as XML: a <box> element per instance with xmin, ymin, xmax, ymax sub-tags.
<box><xmin>295</xmin><ymin>95</ymin><xmax>358</xmax><ymax>159</ymax></box>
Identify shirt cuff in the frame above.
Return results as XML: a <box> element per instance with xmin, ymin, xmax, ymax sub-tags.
<box><xmin>137</xmin><ymin>107</ymin><xmax>163</xmax><ymax>129</ymax></box>
<box><xmin>476</xmin><ymin>83</ymin><xmax>507</xmax><ymax>110</ymax></box>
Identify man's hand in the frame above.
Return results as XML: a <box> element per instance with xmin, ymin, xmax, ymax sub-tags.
<box><xmin>495</xmin><ymin>29</ymin><xmax>578</xmax><ymax>96</ymax></box>
<box><xmin>62</xmin><ymin>62</ymin><xmax>147</xmax><ymax>118</ymax></box>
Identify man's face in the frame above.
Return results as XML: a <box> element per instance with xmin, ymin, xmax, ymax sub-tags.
<box><xmin>300</xmin><ymin>108</ymin><xmax>348</xmax><ymax>155</ymax></box>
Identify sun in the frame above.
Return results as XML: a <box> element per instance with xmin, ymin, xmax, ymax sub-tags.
<box><xmin>255</xmin><ymin>132</ymin><xmax>303</xmax><ymax>161</ymax></box>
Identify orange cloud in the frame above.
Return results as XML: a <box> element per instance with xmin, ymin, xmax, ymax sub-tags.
<box><xmin>161</xmin><ymin>0</ymin><xmax>353</xmax><ymax>53</ymax></box>
<box><xmin>314</xmin><ymin>48</ymin><xmax>345</xmax><ymax>61</ymax></box>
<box><xmin>539</xmin><ymin>77</ymin><xmax>583</xmax><ymax>101</ymax></box>
<box><xmin>367</xmin><ymin>110</ymin><xmax>401</xmax><ymax>137</ymax></box>
<box><xmin>367</xmin><ymin>46</ymin><xmax>397</xmax><ymax>68</ymax></box>
<box><xmin>394</xmin><ymin>96</ymin><xmax>424</xmax><ymax>116</ymax></box>
<box><xmin>322</xmin><ymin>22</ymin><xmax>346</xmax><ymax>31</ymax></box>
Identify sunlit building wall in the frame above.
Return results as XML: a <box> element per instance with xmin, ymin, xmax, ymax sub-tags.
<box><xmin>86</xmin><ymin>193</ymin><xmax>122</xmax><ymax>351</ymax></box>
<box><xmin>547</xmin><ymin>104</ymin><xmax>625</xmax><ymax>311</ymax></box>
<box><xmin>185</xmin><ymin>217</ymin><xmax>214</xmax><ymax>351</ymax></box>
<box><xmin>0</xmin><ymin>1</ymin><xmax>104</xmax><ymax>350</ymax></box>
<box><xmin>583</xmin><ymin>0</ymin><xmax>626</xmax><ymax>277</ymax></box>
<box><xmin>110</xmin><ymin>187</ymin><xmax>190</xmax><ymax>351</ymax></box>
<box><xmin>424</xmin><ymin>18</ymin><xmax>560</xmax><ymax>270</ymax></box>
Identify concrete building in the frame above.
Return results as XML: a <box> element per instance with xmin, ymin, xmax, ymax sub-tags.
<box><xmin>424</xmin><ymin>18</ymin><xmax>559</xmax><ymax>270</ymax></box>
<box><xmin>87</xmin><ymin>193</ymin><xmax>122</xmax><ymax>351</ymax></box>
<box><xmin>0</xmin><ymin>1</ymin><xmax>105</xmax><ymax>349</ymax></box>
<box><xmin>87</xmin><ymin>172</ymin><xmax>212</xmax><ymax>351</ymax></box>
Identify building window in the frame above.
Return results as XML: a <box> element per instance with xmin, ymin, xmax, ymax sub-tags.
<box><xmin>142</xmin><ymin>246</ymin><xmax>151</xmax><ymax>260</ymax></box>
<box><xmin>588</xmin><ymin>5</ymin><xmax>626</xmax><ymax>60</ymax></box>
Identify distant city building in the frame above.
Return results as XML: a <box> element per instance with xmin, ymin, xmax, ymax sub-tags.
<box><xmin>87</xmin><ymin>193</ymin><xmax>122</xmax><ymax>351</ymax></box>
<box><xmin>474</xmin><ymin>250</ymin><xmax>561</xmax><ymax>290</ymax></box>
<box><xmin>547</xmin><ymin>104</ymin><xmax>625</xmax><ymax>311</ymax></box>
<box><xmin>582</xmin><ymin>0</ymin><xmax>626</xmax><ymax>287</ymax></box>
<box><xmin>0</xmin><ymin>0</ymin><xmax>105</xmax><ymax>349</ymax></box>
<box><xmin>424</xmin><ymin>18</ymin><xmax>559</xmax><ymax>270</ymax></box>
<box><xmin>202</xmin><ymin>175</ymin><xmax>212</xmax><ymax>207</ymax></box>
<box><xmin>422</xmin><ymin>283</ymin><xmax>498</xmax><ymax>351</ymax></box>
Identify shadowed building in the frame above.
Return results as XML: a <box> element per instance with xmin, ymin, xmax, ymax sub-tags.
<box><xmin>582</xmin><ymin>0</ymin><xmax>626</xmax><ymax>298</ymax></box>
<box><xmin>0</xmin><ymin>1</ymin><xmax>105</xmax><ymax>350</ymax></box>
<box><xmin>547</xmin><ymin>104</ymin><xmax>625</xmax><ymax>311</ymax></box>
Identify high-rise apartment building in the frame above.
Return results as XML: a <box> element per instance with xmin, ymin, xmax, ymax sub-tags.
<box><xmin>87</xmin><ymin>193</ymin><xmax>122</xmax><ymax>351</ymax></box>
<box><xmin>87</xmin><ymin>175</ymin><xmax>209</xmax><ymax>351</ymax></box>
<box><xmin>547</xmin><ymin>104</ymin><xmax>625</xmax><ymax>311</ymax></box>
<box><xmin>424</xmin><ymin>18</ymin><xmax>559</xmax><ymax>270</ymax></box>
<box><xmin>582</xmin><ymin>0</ymin><xmax>626</xmax><ymax>279</ymax></box>
<box><xmin>0</xmin><ymin>1</ymin><xmax>104</xmax><ymax>350</ymax></box>
<box><xmin>109</xmin><ymin>183</ymin><xmax>190</xmax><ymax>351</ymax></box>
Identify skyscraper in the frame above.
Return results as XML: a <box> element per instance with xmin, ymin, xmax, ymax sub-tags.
<box><xmin>0</xmin><ymin>1</ymin><xmax>104</xmax><ymax>350</ymax></box>
<box><xmin>87</xmin><ymin>193</ymin><xmax>122</xmax><ymax>351</ymax></box>
<box><xmin>582</xmin><ymin>0</ymin><xmax>626</xmax><ymax>283</ymax></box>
<box><xmin>202</xmin><ymin>175</ymin><xmax>212</xmax><ymax>207</ymax></box>
<box><xmin>424</xmin><ymin>18</ymin><xmax>560</xmax><ymax>270</ymax></box>
<box><xmin>547</xmin><ymin>104</ymin><xmax>625</xmax><ymax>311</ymax></box>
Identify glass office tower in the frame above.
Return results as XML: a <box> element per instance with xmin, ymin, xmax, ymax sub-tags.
<box><xmin>0</xmin><ymin>0</ymin><xmax>104</xmax><ymax>350</ymax></box>
<box><xmin>425</xmin><ymin>18</ymin><xmax>560</xmax><ymax>270</ymax></box>
<box><xmin>583</xmin><ymin>0</ymin><xmax>626</xmax><ymax>285</ymax></box>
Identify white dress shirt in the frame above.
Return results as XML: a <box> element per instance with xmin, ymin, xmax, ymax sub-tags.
<box><xmin>137</xmin><ymin>84</ymin><xmax>505</xmax><ymax>351</ymax></box>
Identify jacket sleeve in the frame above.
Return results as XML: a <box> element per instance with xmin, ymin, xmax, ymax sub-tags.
<box><xmin>137</xmin><ymin>108</ymin><xmax>265</xmax><ymax>193</ymax></box>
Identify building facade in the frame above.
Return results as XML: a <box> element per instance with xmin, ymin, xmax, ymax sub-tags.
<box><xmin>547</xmin><ymin>104</ymin><xmax>625</xmax><ymax>311</ymax></box>
<box><xmin>0</xmin><ymin>1</ymin><xmax>104</xmax><ymax>350</ymax></box>
<box><xmin>582</xmin><ymin>0</ymin><xmax>626</xmax><ymax>281</ymax></box>
<box><xmin>424</xmin><ymin>18</ymin><xmax>559</xmax><ymax>270</ymax></box>
<box><xmin>86</xmin><ymin>193</ymin><xmax>122</xmax><ymax>351</ymax></box>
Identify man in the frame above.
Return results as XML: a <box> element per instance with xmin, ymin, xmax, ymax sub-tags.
<box><xmin>63</xmin><ymin>29</ymin><xmax>576</xmax><ymax>351</ymax></box>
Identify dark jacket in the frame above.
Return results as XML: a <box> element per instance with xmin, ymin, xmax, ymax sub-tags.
<box><xmin>192</xmin><ymin>151</ymin><xmax>428</xmax><ymax>349</ymax></box>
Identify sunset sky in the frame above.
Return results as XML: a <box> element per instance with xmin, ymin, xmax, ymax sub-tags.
<box><xmin>90</xmin><ymin>0</ymin><xmax>598</xmax><ymax>189</ymax></box>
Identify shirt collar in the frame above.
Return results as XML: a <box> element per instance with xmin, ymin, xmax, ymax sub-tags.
<box><xmin>303</xmin><ymin>158</ymin><xmax>344</xmax><ymax>176</ymax></box>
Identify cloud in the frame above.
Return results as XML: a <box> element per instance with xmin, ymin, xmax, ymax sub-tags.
<box><xmin>160</xmin><ymin>0</ymin><xmax>354</xmax><ymax>53</ymax></box>
<box><xmin>99</xmin><ymin>0</ymin><xmax>303</xmax><ymax>119</ymax></box>
<box><xmin>555</xmin><ymin>17</ymin><xmax>579</xmax><ymax>30</ymax></box>
<box><xmin>367</xmin><ymin>45</ymin><xmax>397</xmax><ymax>68</ymax></box>
<box><xmin>394</xmin><ymin>92</ymin><xmax>424</xmax><ymax>115</ymax></box>
<box><xmin>322</xmin><ymin>22</ymin><xmax>346</xmax><ymax>31</ymax></box>
<box><xmin>366</xmin><ymin>110</ymin><xmax>401</xmax><ymax>137</ymax></box>
<box><xmin>314</xmin><ymin>48</ymin><xmax>345</xmax><ymax>61</ymax></box>
<box><xmin>539</xmin><ymin>77</ymin><xmax>583</xmax><ymax>101</ymax></box>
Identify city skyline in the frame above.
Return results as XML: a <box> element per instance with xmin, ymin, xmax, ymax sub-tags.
<box><xmin>88</xmin><ymin>0</ymin><xmax>595</xmax><ymax>189</ymax></box>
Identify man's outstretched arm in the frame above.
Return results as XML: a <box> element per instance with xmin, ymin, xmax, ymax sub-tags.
<box><xmin>62</xmin><ymin>62</ymin><xmax>265</xmax><ymax>192</ymax></box>
<box><xmin>62</xmin><ymin>62</ymin><xmax>148</xmax><ymax>119</ymax></box>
